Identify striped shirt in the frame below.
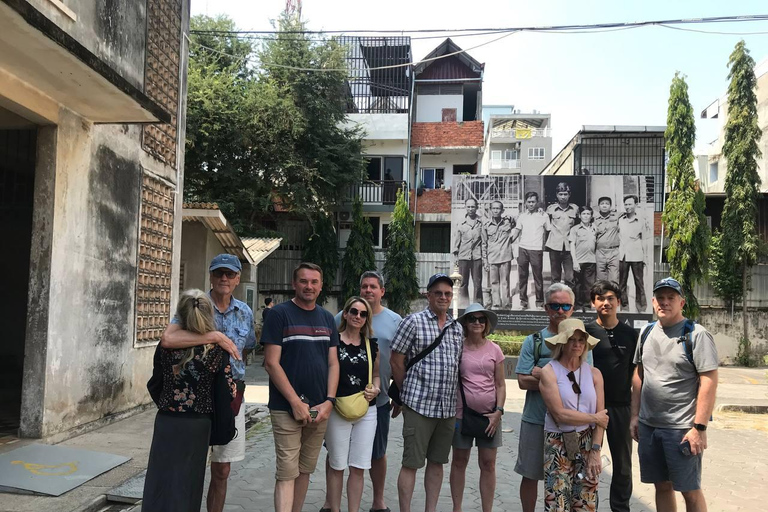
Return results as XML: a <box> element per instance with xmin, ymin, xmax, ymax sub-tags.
<box><xmin>261</xmin><ymin>300</ymin><xmax>339</xmax><ymax>411</ymax></box>
<box><xmin>391</xmin><ymin>307</ymin><xmax>464</xmax><ymax>418</ymax></box>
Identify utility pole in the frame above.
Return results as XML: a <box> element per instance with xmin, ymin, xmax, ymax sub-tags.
<box><xmin>285</xmin><ymin>0</ymin><xmax>302</xmax><ymax>17</ymax></box>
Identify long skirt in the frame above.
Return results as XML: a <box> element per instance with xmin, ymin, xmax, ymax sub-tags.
<box><xmin>142</xmin><ymin>410</ymin><xmax>211</xmax><ymax>512</ymax></box>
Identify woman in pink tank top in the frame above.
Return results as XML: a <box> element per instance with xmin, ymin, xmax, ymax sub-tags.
<box><xmin>539</xmin><ymin>319</ymin><xmax>609</xmax><ymax>512</ymax></box>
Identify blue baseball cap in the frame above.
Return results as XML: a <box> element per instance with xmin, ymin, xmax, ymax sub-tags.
<box><xmin>653</xmin><ymin>277</ymin><xmax>683</xmax><ymax>296</ymax></box>
<box><xmin>427</xmin><ymin>273</ymin><xmax>453</xmax><ymax>290</ymax></box>
<box><xmin>209</xmin><ymin>253</ymin><xmax>242</xmax><ymax>273</ymax></box>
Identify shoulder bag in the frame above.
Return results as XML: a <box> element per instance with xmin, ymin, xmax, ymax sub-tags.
<box><xmin>388</xmin><ymin>322</ymin><xmax>453</xmax><ymax>405</ymax></box>
<box><xmin>210</xmin><ymin>354</ymin><xmax>237</xmax><ymax>446</ymax></box>
<box><xmin>334</xmin><ymin>337</ymin><xmax>372</xmax><ymax>421</ymax></box>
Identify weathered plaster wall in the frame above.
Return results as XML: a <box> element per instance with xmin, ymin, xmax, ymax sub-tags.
<box><xmin>698</xmin><ymin>308</ymin><xmax>768</xmax><ymax>364</ymax></box>
<box><xmin>25</xmin><ymin>0</ymin><xmax>146</xmax><ymax>89</ymax></box>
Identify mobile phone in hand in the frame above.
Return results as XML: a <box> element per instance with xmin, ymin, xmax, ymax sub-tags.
<box><xmin>680</xmin><ymin>440</ymin><xmax>691</xmax><ymax>456</ymax></box>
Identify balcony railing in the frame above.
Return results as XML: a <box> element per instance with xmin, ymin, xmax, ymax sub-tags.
<box><xmin>491</xmin><ymin>127</ymin><xmax>551</xmax><ymax>139</ymax></box>
<box><xmin>346</xmin><ymin>180</ymin><xmax>407</xmax><ymax>205</ymax></box>
<box><xmin>490</xmin><ymin>159</ymin><xmax>522</xmax><ymax>170</ymax></box>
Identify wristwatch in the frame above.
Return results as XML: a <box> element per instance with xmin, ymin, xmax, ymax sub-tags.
<box><xmin>326</xmin><ymin>397</ymin><xmax>337</xmax><ymax>405</ymax></box>
<box><xmin>493</xmin><ymin>406</ymin><xmax>504</xmax><ymax>414</ymax></box>
<box><xmin>693</xmin><ymin>423</ymin><xmax>707</xmax><ymax>431</ymax></box>
<box><xmin>592</xmin><ymin>443</ymin><xmax>602</xmax><ymax>452</ymax></box>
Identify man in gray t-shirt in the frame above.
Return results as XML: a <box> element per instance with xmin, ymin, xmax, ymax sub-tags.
<box><xmin>630</xmin><ymin>277</ymin><xmax>718</xmax><ymax>511</ymax></box>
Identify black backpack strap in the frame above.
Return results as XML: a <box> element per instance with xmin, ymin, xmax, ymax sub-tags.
<box><xmin>638</xmin><ymin>321</ymin><xmax>656</xmax><ymax>365</ymax></box>
<box><xmin>679</xmin><ymin>319</ymin><xmax>696</xmax><ymax>370</ymax></box>
<box><xmin>405</xmin><ymin>321</ymin><xmax>454</xmax><ymax>372</ymax></box>
<box><xmin>533</xmin><ymin>331</ymin><xmax>543</xmax><ymax>366</ymax></box>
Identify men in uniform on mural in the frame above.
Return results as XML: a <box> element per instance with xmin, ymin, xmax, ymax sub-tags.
<box><xmin>545</xmin><ymin>182</ymin><xmax>579</xmax><ymax>289</ymax></box>
<box><xmin>482</xmin><ymin>201</ymin><xmax>515</xmax><ymax>309</ymax></box>
<box><xmin>618</xmin><ymin>195</ymin><xmax>650</xmax><ymax>313</ymax></box>
<box><xmin>594</xmin><ymin>196</ymin><xmax>621</xmax><ymax>284</ymax></box>
<box><xmin>569</xmin><ymin>206</ymin><xmax>597</xmax><ymax>312</ymax></box>
<box><xmin>511</xmin><ymin>192</ymin><xmax>550</xmax><ymax>310</ymax></box>
<box><xmin>453</xmin><ymin>198</ymin><xmax>483</xmax><ymax>306</ymax></box>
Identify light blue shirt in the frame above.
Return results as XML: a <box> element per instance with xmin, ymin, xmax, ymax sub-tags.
<box><xmin>172</xmin><ymin>292</ymin><xmax>256</xmax><ymax>381</ymax></box>
<box><xmin>516</xmin><ymin>327</ymin><xmax>593</xmax><ymax>425</ymax></box>
<box><xmin>335</xmin><ymin>307</ymin><xmax>402</xmax><ymax>407</ymax></box>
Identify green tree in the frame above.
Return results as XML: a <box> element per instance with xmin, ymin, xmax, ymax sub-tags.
<box><xmin>710</xmin><ymin>40</ymin><xmax>763</xmax><ymax>356</ymax></box>
<box><xmin>383</xmin><ymin>190</ymin><xmax>419</xmax><ymax>315</ymax></box>
<box><xmin>301</xmin><ymin>213</ymin><xmax>339</xmax><ymax>305</ymax></box>
<box><xmin>184</xmin><ymin>13</ymin><xmax>365</xmax><ymax>234</ymax></box>
<box><xmin>341</xmin><ymin>199</ymin><xmax>376</xmax><ymax>300</ymax></box>
<box><xmin>663</xmin><ymin>72</ymin><xmax>710</xmax><ymax>319</ymax></box>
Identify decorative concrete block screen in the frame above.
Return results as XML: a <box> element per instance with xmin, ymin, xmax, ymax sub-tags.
<box><xmin>136</xmin><ymin>173</ymin><xmax>175</xmax><ymax>343</ymax></box>
<box><xmin>142</xmin><ymin>0</ymin><xmax>182</xmax><ymax>167</ymax></box>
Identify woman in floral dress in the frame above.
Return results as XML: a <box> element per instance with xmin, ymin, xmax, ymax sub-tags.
<box><xmin>539</xmin><ymin>319</ymin><xmax>608</xmax><ymax>512</ymax></box>
<box><xmin>142</xmin><ymin>289</ymin><xmax>235</xmax><ymax>511</ymax></box>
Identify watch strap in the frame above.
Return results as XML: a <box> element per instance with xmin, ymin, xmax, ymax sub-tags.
<box><xmin>694</xmin><ymin>422</ymin><xmax>707</xmax><ymax>431</ymax></box>
<box><xmin>591</xmin><ymin>443</ymin><xmax>602</xmax><ymax>451</ymax></box>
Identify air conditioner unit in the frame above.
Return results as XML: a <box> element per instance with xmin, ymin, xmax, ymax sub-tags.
<box><xmin>340</xmin><ymin>222</ymin><xmax>353</xmax><ymax>230</ymax></box>
<box><xmin>339</xmin><ymin>211</ymin><xmax>351</xmax><ymax>222</ymax></box>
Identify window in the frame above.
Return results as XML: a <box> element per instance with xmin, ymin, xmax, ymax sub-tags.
<box><xmin>382</xmin><ymin>223</ymin><xmax>390</xmax><ymax>249</ymax></box>
<box><xmin>528</xmin><ymin>147</ymin><xmax>545</xmax><ymax>160</ymax></box>
<box><xmin>709</xmin><ymin>162</ymin><xmax>718</xmax><ymax>184</ymax></box>
<box><xmin>442</xmin><ymin>108</ymin><xmax>457</xmax><ymax>122</ymax></box>
<box><xmin>365</xmin><ymin>156</ymin><xmax>403</xmax><ymax>181</ymax></box>
<box><xmin>422</xmin><ymin>168</ymin><xmax>445</xmax><ymax>189</ymax></box>
<box><xmin>366</xmin><ymin>157</ymin><xmax>382</xmax><ymax>181</ymax></box>
<box><xmin>504</xmin><ymin>149</ymin><xmax>519</xmax><ymax>161</ymax></box>
<box><xmin>491</xmin><ymin>150</ymin><xmax>502</xmax><ymax>162</ymax></box>
<box><xmin>420</xmin><ymin>223</ymin><xmax>451</xmax><ymax>253</ymax></box>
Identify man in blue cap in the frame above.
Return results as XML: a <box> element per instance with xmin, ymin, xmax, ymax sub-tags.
<box><xmin>631</xmin><ymin>277</ymin><xmax>718</xmax><ymax>512</ymax></box>
<box><xmin>390</xmin><ymin>273</ymin><xmax>464</xmax><ymax>512</ymax></box>
<box><xmin>161</xmin><ymin>253</ymin><xmax>256</xmax><ymax>512</ymax></box>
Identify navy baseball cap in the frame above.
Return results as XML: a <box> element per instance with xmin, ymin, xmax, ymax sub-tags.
<box><xmin>209</xmin><ymin>253</ymin><xmax>242</xmax><ymax>273</ymax></box>
<box><xmin>653</xmin><ymin>277</ymin><xmax>683</xmax><ymax>296</ymax></box>
<box><xmin>427</xmin><ymin>273</ymin><xmax>453</xmax><ymax>290</ymax></box>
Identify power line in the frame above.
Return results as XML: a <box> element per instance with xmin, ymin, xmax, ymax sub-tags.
<box><xmin>189</xmin><ymin>14</ymin><xmax>768</xmax><ymax>36</ymax></box>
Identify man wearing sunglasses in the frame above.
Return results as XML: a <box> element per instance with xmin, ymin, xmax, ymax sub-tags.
<box><xmin>161</xmin><ymin>253</ymin><xmax>256</xmax><ymax>512</ymax></box>
<box><xmin>585</xmin><ymin>280</ymin><xmax>637</xmax><ymax>512</ymax></box>
<box><xmin>630</xmin><ymin>278</ymin><xmax>718</xmax><ymax>512</ymax></box>
<box><xmin>514</xmin><ymin>283</ymin><xmax>593</xmax><ymax>512</ymax></box>
<box><xmin>391</xmin><ymin>274</ymin><xmax>465</xmax><ymax>512</ymax></box>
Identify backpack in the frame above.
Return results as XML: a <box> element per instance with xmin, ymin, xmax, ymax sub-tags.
<box><xmin>639</xmin><ymin>319</ymin><xmax>697</xmax><ymax>371</ymax></box>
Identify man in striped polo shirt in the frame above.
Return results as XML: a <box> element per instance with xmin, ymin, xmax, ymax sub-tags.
<box><xmin>262</xmin><ymin>262</ymin><xmax>340</xmax><ymax>512</ymax></box>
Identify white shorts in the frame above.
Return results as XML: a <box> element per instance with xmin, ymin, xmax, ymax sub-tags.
<box><xmin>211</xmin><ymin>404</ymin><xmax>246</xmax><ymax>463</ymax></box>
<box><xmin>325</xmin><ymin>406</ymin><xmax>377</xmax><ymax>471</ymax></box>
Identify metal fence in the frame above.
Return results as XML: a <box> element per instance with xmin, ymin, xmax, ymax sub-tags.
<box><xmin>653</xmin><ymin>263</ymin><xmax>768</xmax><ymax>308</ymax></box>
<box><xmin>258</xmin><ymin>250</ymin><xmax>452</xmax><ymax>293</ymax></box>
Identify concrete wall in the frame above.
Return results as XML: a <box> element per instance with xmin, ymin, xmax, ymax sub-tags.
<box><xmin>699</xmin><ymin>308</ymin><xmax>768</xmax><ymax>364</ymax></box>
<box><xmin>26</xmin><ymin>0</ymin><xmax>147</xmax><ymax>89</ymax></box>
<box><xmin>346</xmin><ymin>113</ymin><xmax>408</xmax><ymax>141</ymax></box>
<box><xmin>416</xmin><ymin>95</ymin><xmax>463</xmax><ymax>122</ymax></box>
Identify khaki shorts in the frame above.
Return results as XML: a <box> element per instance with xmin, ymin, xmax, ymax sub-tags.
<box><xmin>271</xmin><ymin>410</ymin><xmax>328</xmax><ymax>481</ymax></box>
<box><xmin>401</xmin><ymin>405</ymin><xmax>455</xmax><ymax>469</ymax></box>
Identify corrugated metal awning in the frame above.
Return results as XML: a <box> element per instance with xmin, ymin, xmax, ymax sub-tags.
<box><xmin>182</xmin><ymin>203</ymin><xmax>254</xmax><ymax>264</ymax></box>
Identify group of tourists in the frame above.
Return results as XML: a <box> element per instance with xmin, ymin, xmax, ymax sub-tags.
<box><xmin>140</xmin><ymin>253</ymin><xmax>718</xmax><ymax>512</ymax></box>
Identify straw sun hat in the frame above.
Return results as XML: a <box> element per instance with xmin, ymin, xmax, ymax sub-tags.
<box><xmin>544</xmin><ymin>318</ymin><xmax>599</xmax><ymax>351</ymax></box>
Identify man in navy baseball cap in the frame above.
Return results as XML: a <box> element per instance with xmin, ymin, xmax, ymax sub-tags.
<box><xmin>427</xmin><ymin>273</ymin><xmax>454</xmax><ymax>290</ymax></box>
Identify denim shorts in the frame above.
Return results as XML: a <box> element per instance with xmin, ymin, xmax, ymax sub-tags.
<box><xmin>637</xmin><ymin>422</ymin><xmax>702</xmax><ymax>492</ymax></box>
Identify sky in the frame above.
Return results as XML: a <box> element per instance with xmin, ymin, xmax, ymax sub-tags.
<box><xmin>191</xmin><ymin>0</ymin><xmax>768</xmax><ymax>155</ymax></box>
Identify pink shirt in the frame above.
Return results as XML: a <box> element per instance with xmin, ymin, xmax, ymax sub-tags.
<box><xmin>455</xmin><ymin>340</ymin><xmax>504</xmax><ymax>419</ymax></box>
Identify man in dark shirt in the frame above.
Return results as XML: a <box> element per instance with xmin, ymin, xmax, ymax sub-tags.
<box><xmin>585</xmin><ymin>280</ymin><xmax>637</xmax><ymax>512</ymax></box>
<box><xmin>262</xmin><ymin>262</ymin><xmax>340</xmax><ymax>512</ymax></box>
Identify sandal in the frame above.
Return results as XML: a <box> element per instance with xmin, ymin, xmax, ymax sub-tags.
<box><xmin>370</xmin><ymin>509</ymin><xmax>391</xmax><ymax>512</ymax></box>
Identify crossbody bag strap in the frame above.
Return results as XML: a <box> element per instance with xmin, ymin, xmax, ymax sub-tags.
<box><xmin>458</xmin><ymin>355</ymin><xmax>468</xmax><ymax>408</ymax></box>
<box><xmin>405</xmin><ymin>321</ymin><xmax>453</xmax><ymax>372</ymax></box>
<box><xmin>365</xmin><ymin>337</ymin><xmax>372</xmax><ymax>386</ymax></box>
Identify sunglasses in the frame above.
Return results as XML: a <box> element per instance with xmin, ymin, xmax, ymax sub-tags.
<box><xmin>212</xmin><ymin>269</ymin><xmax>238</xmax><ymax>279</ymax></box>
<box><xmin>466</xmin><ymin>315</ymin><xmax>487</xmax><ymax>324</ymax></box>
<box><xmin>347</xmin><ymin>307</ymin><xmax>369</xmax><ymax>318</ymax></box>
<box><xmin>567</xmin><ymin>371</ymin><xmax>582</xmax><ymax>395</ymax></box>
<box><xmin>546</xmin><ymin>303</ymin><xmax>573</xmax><ymax>312</ymax></box>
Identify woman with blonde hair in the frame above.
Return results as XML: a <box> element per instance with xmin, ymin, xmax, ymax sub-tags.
<box><xmin>323</xmin><ymin>296</ymin><xmax>381</xmax><ymax>512</ymax></box>
<box><xmin>142</xmin><ymin>289</ymin><xmax>235</xmax><ymax>512</ymax></box>
<box><xmin>539</xmin><ymin>318</ymin><xmax>608</xmax><ymax>512</ymax></box>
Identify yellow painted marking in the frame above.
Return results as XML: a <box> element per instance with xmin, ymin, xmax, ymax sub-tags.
<box><xmin>11</xmin><ymin>460</ymin><xmax>78</xmax><ymax>476</ymax></box>
<box><xmin>744</xmin><ymin>377</ymin><xmax>760</xmax><ymax>385</ymax></box>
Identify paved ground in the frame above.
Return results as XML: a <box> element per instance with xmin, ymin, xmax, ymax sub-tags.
<box><xmin>208</xmin><ymin>363</ymin><xmax>768</xmax><ymax>512</ymax></box>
